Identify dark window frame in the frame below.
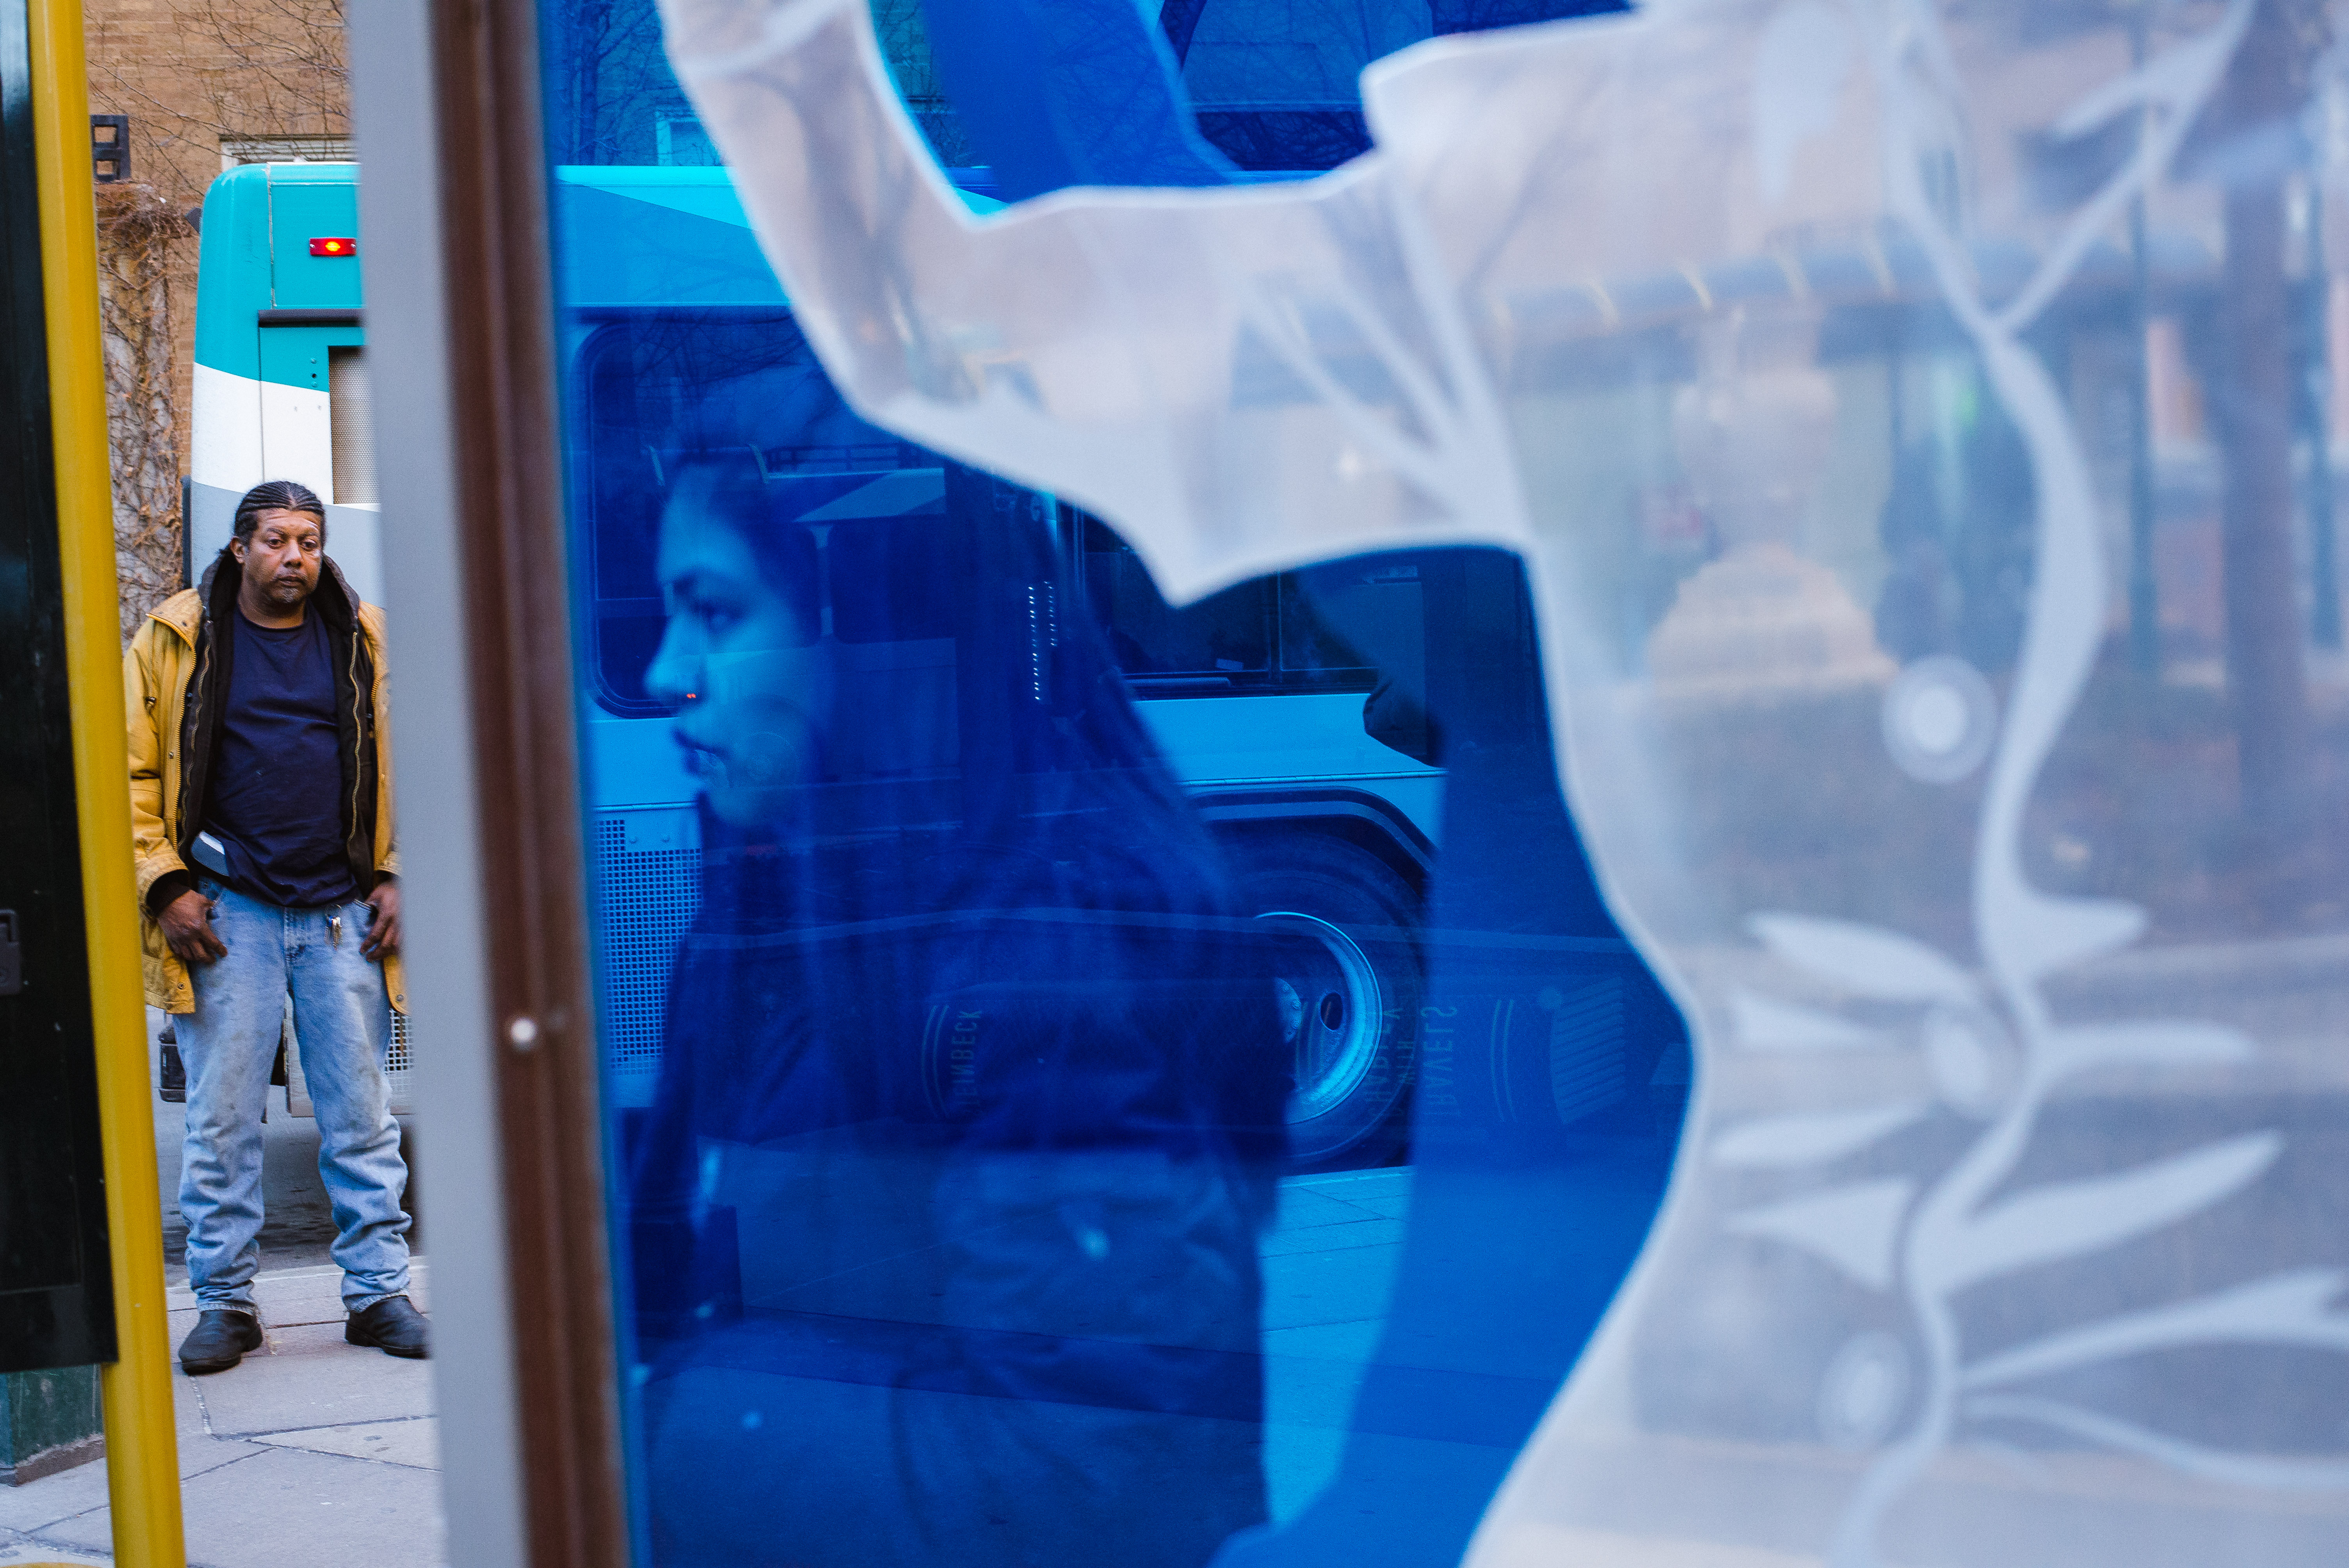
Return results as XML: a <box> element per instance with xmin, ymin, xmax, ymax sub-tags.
<box><xmin>426</xmin><ymin>2</ymin><xmax>629</xmax><ymax>1562</ymax></box>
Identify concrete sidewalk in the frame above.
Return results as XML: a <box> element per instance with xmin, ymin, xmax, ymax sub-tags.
<box><xmin>0</xmin><ymin>1264</ymin><xmax>444</xmax><ymax>1568</ymax></box>
<box><xmin>0</xmin><ymin>1167</ymin><xmax>1412</xmax><ymax>1565</ymax></box>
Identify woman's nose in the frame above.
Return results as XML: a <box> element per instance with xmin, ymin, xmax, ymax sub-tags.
<box><xmin>643</xmin><ymin>619</ymin><xmax>700</xmax><ymax>711</ymax></box>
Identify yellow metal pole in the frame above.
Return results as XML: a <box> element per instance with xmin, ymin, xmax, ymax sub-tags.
<box><xmin>25</xmin><ymin>1</ymin><xmax>187</xmax><ymax>1563</ymax></box>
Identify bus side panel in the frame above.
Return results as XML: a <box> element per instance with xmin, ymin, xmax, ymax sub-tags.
<box><xmin>265</xmin><ymin>171</ymin><xmax>364</xmax><ymax>310</ymax></box>
<box><xmin>191</xmin><ymin>166</ymin><xmax>271</xmax><ymax>383</ymax></box>
<box><xmin>254</xmin><ymin>328</ymin><xmax>356</xmax><ymax>505</ymax></box>
<box><xmin>188</xmin><ymin>370</ymin><xmax>260</xmax><ymax>559</ymax></box>
<box><xmin>1136</xmin><ymin>692</ymin><xmax>1444</xmax><ymax>843</ymax></box>
<box><xmin>190</xmin><ymin>169</ymin><xmax>274</xmax><ymax>568</ymax></box>
<box><xmin>586</xmin><ymin>711</ymin><xmax>699</xmax><ymax>813</ymax></box>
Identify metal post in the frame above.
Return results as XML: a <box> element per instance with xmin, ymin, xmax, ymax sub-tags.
<box><xmin>25</xmin><ymin>2</ymin><xmax>186</xmax><ymax>1563</ymax></box>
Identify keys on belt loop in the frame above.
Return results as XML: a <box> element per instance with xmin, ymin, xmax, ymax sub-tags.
<box><xmin>329</xmin><ymin>914</ymin><xmax>343</xmax><ymax>949</ymax></box>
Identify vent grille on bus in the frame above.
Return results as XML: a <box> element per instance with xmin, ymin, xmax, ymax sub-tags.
<box><xmin>1547</xmin><ymin>975</ymin><xmax>1627</xmax><ymax>1126</ymax></box>
<box><xmin>592</xmin><ymin>813</ymin><xmax>702</xmax><ymax>1074</ymax></box>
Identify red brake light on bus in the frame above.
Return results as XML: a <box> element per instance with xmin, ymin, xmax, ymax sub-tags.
<box><xmin>309</xmin><ymin>237</ymin><xmax>357</xmax><ymax>257</ymax></box>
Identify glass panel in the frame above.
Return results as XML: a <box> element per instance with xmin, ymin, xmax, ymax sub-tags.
<box><xmin>541</xmin><ymin>5</ymin><xmax>1681</xmax><ymax>1565</ymax></box>
<box><xmin>621</xmin><ymin>2</ymin><xmax>2349</xmax><ymax>1567</ymax></box>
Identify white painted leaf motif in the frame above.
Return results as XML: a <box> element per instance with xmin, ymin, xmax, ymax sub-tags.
<box><xmin>1727</xmin><ymin>1180</ymin><xmax>1915</xmax><ymax>1291</ymax></box>
<box><xmin>1923</xmin><ymin>1009</ymin><xmax>2013</xmax><ymax>1115</ymax></box>
<box><xmin>1749</xmin><ymin>914</ymin><xmax>1977</xmax><ymax>1003</ymax></box>
<box><xmin>2000</xmin><ymin>894</ymin><xmax>2148</xmax><ymax>985</ymax></box>
<box><xmin>1924</xmin><ymin>1133</ymin><xmax>2282</xmax><ymax>1295</ymax></box>
<box><xmin>1965</xmin><ymin>1269</ymin><xmax>2349</xmax><ymax>1390</ymax></box>
<box><xmin>1966</xmin><ymin>1395</ymin><xmax>2349</xmax><ymax>1490</ymax></box>
<box><xmin>1729</xmin><ymin>988</ymin><xmax>1889</xmax><ymax>1053</ymax></box>
<box><xmin>1713</xmin><ymin>1104</ymin><xmax>1931</xmax><ymax>1170</ymax></box>
<box><xmin>1751</xmin><ymin>0</ymin><xmax>1854</xmax><ymax>205</ymax></box>
<box><xmin>1967</xmin><ymin>0</ymin><xmax>2258</xmax><ymax>339</ymax></box>
<box><xmin>2048</xmin><ymin>0</ymin><xmax>2257</xmax><ymax>142</ymax></box>
<box><xmin>2043</xmin><ymin>1020</ymin><xmax>2253</xmax><ymax>1077</ymax></box>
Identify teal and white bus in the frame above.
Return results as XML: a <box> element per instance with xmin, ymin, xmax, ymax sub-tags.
<box><xmin>192</xmin><ymin>161</ymin><xmax>1440</xmax><ymax>1167</ymax></box>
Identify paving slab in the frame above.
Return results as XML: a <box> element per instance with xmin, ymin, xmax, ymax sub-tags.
<box><xmin>171</xmin><ymin>1436</ymin><xmax>276</xmax><ymax>1484</ymax></box>
<box><xmin>1265</xmin><ymin>1321</ymin><xmax>1391</xmax><ymax>1440</ymax></box>
<box><xmin>1263</xmin><ymin>1418</ymin><xmax>1351</xmax><ymax>1524</ymax></box>
<box><xmin>1269</xmin><ymin>1183</ymin><xmax>1384</xmax><ymax>1229</ymax></box>
<box><xmin>182</xmin><ymin>1324</ymin><xmax>434</xmax><ymax>1441</ymax></box>
<box><xmin>1255</xmin><ymin>1197</ymin><xmax>1410</xmax><ymax>1532</ymax></box>
<box><xmin>1260</xmin><ymin>1233</ymin><xmax>1408</xmax><ymax>1332</ymax></box>
<box><xmin>1292</xmin><ymin>1167</ymin><xmax>1413</xmax><ymax>1202</ymax></box>
<box><xmin>248</xmin><ymin>1270</ymin><xmax>347</xmax><ymax>1329</ymax></box>
<box><xmin>0</xmin><ymin>1453</ymin><xmax>110</xmax><ymax>1538</ymax></box>
<box><xmin>253</xmin><ymin>1415</ymin><xmax>440</xmax><ymax>1471</ymax></box>
<box><xmin>1264</xmin><ymin>1319</ymin><xmax>1389</xmax><ymax>1364</ymax></box>
<box><xmin>1256</xmin><ymin>1215</ymin><xmax>1408</xmax><ymax>1259</ymax></box>
<box><xmin>136</xmin><ymin>1369</ymin><xmax>269</xmax><ymax>1481</ymax></box>
<box><xmin>1335</xmin><ymin>1191</ymin><xmax>1412</xmax><ymax>1219</ymax></box>
<box><xmin>0</xmin><ymin>1356</ymin><xmax>300</xmax><ymax>1543</ymax></box>
<box><xmin>1265</xmin><ymin>1356</ymin><xmax>1378</xmax><ymax>1436</ymax></box>
<box><xmin>39</xmin><ymin>1447</ymin><xmax>446</xmax><ymax>1568</ymax></box>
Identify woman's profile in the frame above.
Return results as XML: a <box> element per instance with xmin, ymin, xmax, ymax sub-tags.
<box><xmin>621</xmin><ymin>425</ymin><xmax>1287</xmax><ymax>1566</ymax></box>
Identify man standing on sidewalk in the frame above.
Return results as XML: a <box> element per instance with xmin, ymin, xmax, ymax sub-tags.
<box><xmin>126</xmin><ymin>479</ymin><xmax>428</xmax><ymax>1374</ymax></box>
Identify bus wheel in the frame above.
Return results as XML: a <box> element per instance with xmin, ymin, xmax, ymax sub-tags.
<box><xmin>1232</xmin><ymin>833</ymin><xmax>1424</xmax><ymax>1171</ymax></box>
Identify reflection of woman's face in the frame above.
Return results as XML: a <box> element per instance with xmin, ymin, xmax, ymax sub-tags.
<box><xmin>645</xmin><ymin>499</ymin><xmax>830</xmax><ymax>827</ymax></box>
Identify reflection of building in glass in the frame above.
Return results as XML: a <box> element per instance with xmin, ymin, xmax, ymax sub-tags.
<box><xmin>1176</xmin><ymin>0</ymin><xmax>1427</xmax><ymax>167</ymax></box>
<box><xmin>1649</xmin><ymin>308</ymin><xmax>1895</xmax><ymax>700</ymax></box>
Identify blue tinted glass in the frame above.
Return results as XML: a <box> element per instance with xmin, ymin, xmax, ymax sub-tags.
<box><xmin>541</xmin><ymin>0</ymin><xmax>978</xmax><ymax>166</ymax></box>
<box><xmin>576</xmin><ymin>308</ymin><xmax>1303</xmax><ymax>1562</ymax></box>
<box><xmin>531</xmin><ymin>0</ymin><xmax>1618</xmax><ymax>184</ymax></box>
<box><xmin>541</xmin><ymin>2</ymin><xmax>2349</xmax><ymax>1566</ymax></box>
<box><xmin>546</xmin><ymin>6</ymin><xmax>1674</xmax><ymax>1566</ymax></box>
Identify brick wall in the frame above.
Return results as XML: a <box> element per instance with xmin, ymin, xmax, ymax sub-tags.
<box><xmin>84</xmin><ymin>0</ymin><xmax>348</xmax><ymax>625</ymax></box>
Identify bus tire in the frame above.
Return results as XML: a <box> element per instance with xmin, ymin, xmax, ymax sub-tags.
<box><xmin>1228</xmin><ymin>830</ymin><xmax>1424</xmax><ymax>1171</ymax></box>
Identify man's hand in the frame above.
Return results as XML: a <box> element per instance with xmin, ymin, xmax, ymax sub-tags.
<box><xmin>160</xmin><ymin>889</ymin><xmax>226</xmax><ymax>965</ymax></box>
<box><xmin>362</xmin><ymin>879</ymin><xmax>401</xmax><ymax>960</ymax></box>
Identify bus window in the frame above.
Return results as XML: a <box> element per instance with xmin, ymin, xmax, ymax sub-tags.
<box><xmin>1074</xmin><ymin>512</ymin><xmax>1423</xmax><ymax>705</ymax></box>
<box><xmin>1078</xmin><ymin>511</ymin><xmax>1274</xmax><ymax>688</ymax></box>
<box><xmin>1285</xmin><ymin>560</ymin><xmax>1419</xmax><ymax>691</ymax></box>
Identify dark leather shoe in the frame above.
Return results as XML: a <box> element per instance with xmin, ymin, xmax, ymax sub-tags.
<box><xmin>345</xmin><ymin>1295</ymin><xmax>430</xmax><ymax>1359</ymax></box>
<box><xmin>178</xmin><ymin>1309</ymin><xmax>262</xmax><ymax>1374</ymax></box>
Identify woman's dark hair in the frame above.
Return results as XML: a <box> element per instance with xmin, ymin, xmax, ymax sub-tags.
<box><xmin>669</xmin><ymin>453</ymin><xmax>1235</xmax><ymax>919</ymax></box>
<box><xmin>232</xmin><ymin>479</ymin><xmax>326</xmax><ymax>542</ymax></box>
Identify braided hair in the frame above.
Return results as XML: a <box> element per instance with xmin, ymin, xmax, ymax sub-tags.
<box><xmin>231</xmin><ymin>479</ymin><xmax>326</xmax><ymax>543</ymax></box>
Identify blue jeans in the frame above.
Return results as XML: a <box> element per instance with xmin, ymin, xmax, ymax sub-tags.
<box><xmin>177</xmin><ymin>879</ymin><xmax>412</xmax><ymax>1313</ymax></box>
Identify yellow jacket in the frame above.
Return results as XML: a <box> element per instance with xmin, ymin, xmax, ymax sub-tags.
<box><xmin>125</xmin><ymin>557</ymin><xmax>405</xmax><ymax>1014</ymax></box>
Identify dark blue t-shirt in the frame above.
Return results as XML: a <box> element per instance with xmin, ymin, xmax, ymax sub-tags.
<box><xmin>203</xmin><ymin>609</ymin><xmax>357</xmax><ymax>908</ymax></box>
